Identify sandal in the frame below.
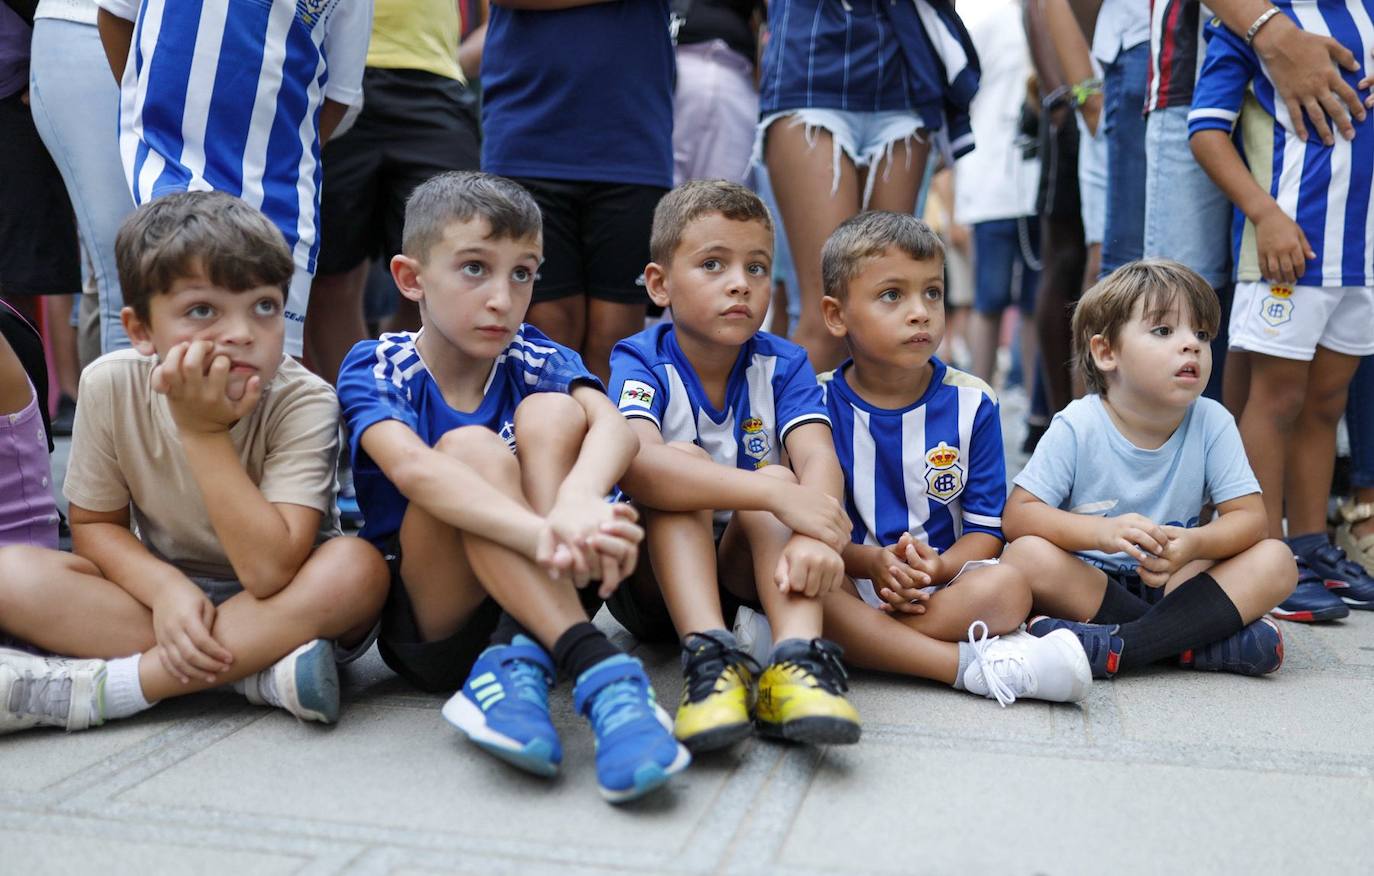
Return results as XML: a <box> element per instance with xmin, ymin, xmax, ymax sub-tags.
<box><xmin>1335</xmin><ymin>501</ymin><xmax>1374</xmax><ymax>576</ymax></box>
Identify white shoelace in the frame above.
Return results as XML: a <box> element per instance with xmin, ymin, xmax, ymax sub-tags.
<box><xmin>10</xmin><ymin>673</ymin><xmax>73</xmax><ymax>723</ymax></box>
<box><xmin>966</xmin><ymin>621</ymin><xmax>1030</xmax><ymax>708</ymax></box>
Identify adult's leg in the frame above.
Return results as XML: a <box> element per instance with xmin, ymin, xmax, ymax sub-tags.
<box><xmin>1345</xmin><ymin>357</ymin><xmax>1374</xmax><ymax>542</ymax></box>
<box><xmin>1033</xmin><ymin>215</ymin><xmax>1086</xmax><ymax>414</ymax></box>
<box><xmin>765</xmin><ymin>120</ymin><xmax>862</xmax><ymax>371</ymax></box>
<box><xmin>304</xmin><ymin>261</ymin><xmax>369</xmax><ymax>385</ymax></box>
<box><xmin>584</xmin><ymin>299</ymin><xmax>645</xmax><ymax>387</ymax></box>
<box><xmin>969</xmin><ymin>221</ymin><xmax>1015</xmax><ymax>382</ymax></box>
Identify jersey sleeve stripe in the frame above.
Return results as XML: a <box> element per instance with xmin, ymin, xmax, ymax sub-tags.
<box><xmin>962</xmin><ymin>511</ymin><xmax>1002</xmax><ymax>528</ymax></box>
<box><xmin>779</xmin><ymin>413</ymin><xmax>831</xmax><ymax>441</ymax></box>
<box><xmin>623</xmin><ymin>409</ymin><xmax>662</xmax><ymax>427</ymax></box>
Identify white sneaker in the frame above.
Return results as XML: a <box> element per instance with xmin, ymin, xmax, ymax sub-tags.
<box><xmin>0</xmin><ymin>647</ymin><xmax>105</xmax><ymax>733</ymax></box>
<box><xmin>961</xmin><ymin>622</ymin><xmax>1092</xmax><ymax>707</ymax></box>
<box><xmin>731</xmin><ymin>606</ymin><xmax>773</xmax><ymax>667</ymax></box>
<box><xmin>240</xmin><ymin>640</ymin><xmax>339</xmax><ymax>724</ymax></box>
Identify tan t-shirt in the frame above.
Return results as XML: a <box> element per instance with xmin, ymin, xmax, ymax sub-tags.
<box><xmin>64</xmin><ymin>350</ymin><xmax>340</xmax><ymax>579</ymax></box>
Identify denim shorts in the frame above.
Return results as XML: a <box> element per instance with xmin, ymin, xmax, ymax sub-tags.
<box><xmin>1077</xmin><ymin>115</ymin><xmax>1107</xmax><ymax>247</ymax></box>
<box><xmin>1099</xmin><ymin>42</ymin><xmax>1150</xmax><ymax>276</ymax></box>
<box><xmin>1143</xmin><ymin>105</ymin><xmax>1232</xmax><ymax>288</ymax></box>
<box><xmin>755</xmin><ymin>107</ymin><xmax>926</xmax><ymax>208</ymax></box>
<box><xmin>972</xmin><ymin>217</ymin><xmax>1040</xmax><ymax>315</ymax></box>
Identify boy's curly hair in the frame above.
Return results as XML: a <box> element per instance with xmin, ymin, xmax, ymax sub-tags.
<box><xmin>649</xmin><ymin>180</ymin><xmax>772</xmax><ymax>265</ymax></box>
<box><xmin>115</xmin><ymin>191</ymin><xmax>293</xmax><ymax>321</ymax></box>
<box><xmin>1073</xmin><ymin>259</ymin><xmax>1221</xmax><ymax>396</ymax></box>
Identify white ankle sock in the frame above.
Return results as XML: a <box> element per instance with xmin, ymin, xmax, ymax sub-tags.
<box><xmin>103</xmin><ymin>654</ymin><xmax>153</xmax><ymax>720</ymax></box>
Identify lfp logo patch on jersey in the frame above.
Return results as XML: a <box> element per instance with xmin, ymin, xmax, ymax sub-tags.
<box><xmin>1260</xmin><ymin>285</ymin><xmax>1294</xmax><ymax>331</ymax></box>
<box><xmin>924</xmin><ymin>441</ymin><xmax>965</xmax><ymax>505</ymax></box>
<box><xmin>741</xmin><ymin>416</ymin><xmax>772</xmax><ymax>469</ymax></box>
<box><xmin>619</xmin><ymin>380</ymin><xmax>656</xmax><ymax>409</ymax></box>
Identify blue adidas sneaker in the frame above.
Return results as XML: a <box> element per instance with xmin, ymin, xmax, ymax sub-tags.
<box><xmin>572</xmin><ymin>654</ymin><xmax>691</xmax><ymax>804</ymax></box>
<box><xmin>1300</xmin><ymin>542</ymin><xmax>1374</xmax><ymax>611</ymax></box>
<box><xmin>1026</xmin><ymin>616</ymin><xmax>1123</xmax><ymax>678</ymax></box>
<box><xmin>1270</xmin><ymin>557</ymin><xmax>1350</xmax><ymax>623</ymax></box>
<box><xmin>442</xmin><ymin>635</ymin><xmax>561</xmax><ymax>777</ymax></box>
<box><xmin>1179</xmin><ymin>617</ymin><xmax>1284</xmax><ymax>676</ymax></box>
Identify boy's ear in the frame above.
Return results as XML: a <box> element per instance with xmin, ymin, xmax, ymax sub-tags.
<box><xmin>643</xmin><ymin>261</ymin><xmax>671</xmax><ymax>309</ymax></box>
<box><xmin>1088</xmin><ymin>332</ymin><xmax>1117</xmax><ymax>375</ymax></box>
<box><xmin>391</xmin><ymin>254</ymin><xmax>425</xmax><ymax>304</ymax></box>
<box><xmin>820</xmin><ymin>295</ymin><xmax>848</xmax><ymax>339</ymax></box>
<box><xmin>121</xmin><ymin>306</ymin><xmax>158</xmax><ymax>357</ymax></box>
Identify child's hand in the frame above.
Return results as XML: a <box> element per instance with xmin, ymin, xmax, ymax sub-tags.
<box><xmin>1095</xmin><ymin>513</ymin><xmax>1168</xmax><ymax>566</ymax></box>
<box><xmin>152</xmin><ymin>340</ymin><xmax>262</xmax><ymax>434</ymax></box>
<box><xmin>772</xmin><ymin>484</ymin><xmax>851</xmax><ymax>553</ymax></box>
<box><xmin>1254</xmin><ymin>206</ymin><xmax>1315</xmax><ymax>284</ymax></box>
<box><xmin>775</xmin><ymin>534</ymin><xmax>845</xmax><ymax>598</ymax></box>
<box><xmin>896</xmin><ymin>532</ymin><xmax>944</xmax><ymax>585</ymax></box>
<box><xmin>1359</xmin><ymin>49</ymin><xmax>1374</xmax><ymax>108</ymax></box>
<box><xmin>1137</xmin><ymin>525</ymin><xmax>1199</xmax><ymax>588</ymax></box>
<box><xmin>538</xmin><ymin>497</ymin><xmax>640</xmax><ymax>587</ymax></box>
<box><xmin>866</xmin><ymin>541</ymin><xmax>929</xmax><ymax>614</ymax></box>
<box><xmin>583</xmin><ymin>514</ymin><xmax>645</xmax><ymax>599</ymax></box>
<box><xmin>151</xmin><ymin>576</ymin><xmax>234</xmax><ymax>685</ymax></box>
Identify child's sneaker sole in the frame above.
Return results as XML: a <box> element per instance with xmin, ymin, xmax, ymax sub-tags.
<box><xmin>283</xmin><ymin>640</ymin><xmax>339</xmax><ymax>724</ymax></box>
<box><xmin>680</xmin><ymin>720</ymin><xmax>754</xmax><ymax>753</ymax></box>
<box><xmin>756</xmin><ymin>715</ymin><xmax>862</xmax><ymax>746</ymax></box>
<box><xmin>599</xmin><ymin>744</ymin><xmax>692</xmax><ymax>804</ymax></box>
<box><xmin>441</xmin><ymin>692</ymin><xmax>559</xmax><ymax>777</ymax></box>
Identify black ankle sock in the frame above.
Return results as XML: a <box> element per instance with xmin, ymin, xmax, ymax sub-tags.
<box><xmin>488</xmin><ymin>611</ymin><xmax>530</xmax><ymax>647</ymax></box>
<box><xmin>1116</xmin><ymin>573</ymin><xmax>1242</xmax><ymax>670</ymax></box>
<box><xmin>553</xmin><ymin>622</ymin><xmax>621</xmax><ymax>682</ymax></box>
<box><xmin>1091</xmin><ymin>577</ymin><xmax>1152</xmax><ymax>624</ymax></box>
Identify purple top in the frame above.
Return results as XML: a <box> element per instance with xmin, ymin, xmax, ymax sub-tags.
<box><xmin>0</xmin><ymin>4</ymin><xmax>30</xmax><ymax>101</ymax></box>
<box><xmin>0</xmin><ymin>378</ymin><xmax>58</xmax><ymax>550</ymax></box>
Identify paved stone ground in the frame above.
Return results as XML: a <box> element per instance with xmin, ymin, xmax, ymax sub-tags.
<box><xmin>6</xmin><ymin>400</ymin><xmax>1373</xmax><ymax>874</ymax></box>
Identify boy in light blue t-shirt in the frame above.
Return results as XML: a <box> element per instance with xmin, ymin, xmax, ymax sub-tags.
<box><xmin>1001</xmin><ymin>260</ymin><xmax>1296</xmax><ymax>678</ymax></box>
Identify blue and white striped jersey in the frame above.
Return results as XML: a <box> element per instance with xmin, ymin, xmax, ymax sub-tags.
<box><xmin>99</xmin><ymin>0</ymin><xmax>370</xmax><ymax>278</ymax></box>
<box><xmin>609</xmin><ymin>323</ymin><xmax>831</xmax><ymax>472</ymax></box>
<box><xmin>758</xmin><ymin>0</ymin><xmax>981</xmax><ymax>157</ymax></box>
<box><xmin>1188</xmin><ymin>1</ymin><xmax>1374</xmax><ymax>287</ymax></box>
<box><xmin>337</xmin><ymin>325</ymin><xmax>598</xmax><ymax>547</ymax></box>
<box><xmin>823</xmin><ymin>358</ymin><xmax>1005</xmax><ymax>554</ymax></box>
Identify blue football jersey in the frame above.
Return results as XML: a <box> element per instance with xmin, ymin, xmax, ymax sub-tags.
<box><xmin>337</xmin><ymin>325</ymin><xmax>598</xmax><ymax>547</ymax></box>
<box><xmin>608</xmin><ymin>323</ymin><xmax>831</xmax><ymax>471</ymax></box>
<box><xmin>824</xmin><ymin>357</ymin><xmax>1006</xmax><ymax>554</ymax></box>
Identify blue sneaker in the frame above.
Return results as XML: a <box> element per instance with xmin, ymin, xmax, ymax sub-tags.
<box><xmin>572</xmin><ymin>654</ymin><xmax>691</xmax><ymax>804</ymax></box>
<box><xmin>1270</xmin><ymin>558</ymin><xmax>1350</xmax><ymax>623</ymax></box>
<box><xmin>1179</xmin><ymin>617</ymin><xmax>1284</xmax><ymax>676</ymax></box>
<box><xmin>1300</xmin><ymin>542</ymin><xmax>1374</xmax><ymax>610</ymax></box>
<box><xmin>442</xmin><ymin>635</ymin><xmax>561</xmax><ymax>777</ymax></box>
<box><xmin>1026</xmin><ymin>616</ymin><xmax>1123</xmax><ymax>678</ymax></box>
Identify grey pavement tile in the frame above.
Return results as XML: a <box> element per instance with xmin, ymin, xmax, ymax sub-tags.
<box><xmin>0</xmin><ymin>829</ymin><xmax>306</xmax><ymax>876</ymax></box>
<box><xmin>780</xmin><ymin>744</ymin><xmax>1374</xmax><ymax>875</ymax></box>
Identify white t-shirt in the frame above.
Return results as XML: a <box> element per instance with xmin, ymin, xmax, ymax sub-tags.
<box><xmin>953</xmin><ymin>0</ymin><xmax>1039</xmax><ymax>225</ymax></box>
<box><xmin>34</xmin><ymin>0</ymin><xmax>98</xmax><ymax>24</ymax></box>
<box><xmin>1092</xmin><ymin>0</ymin><xmax>1152</xmax><ymax>65</ymax></box>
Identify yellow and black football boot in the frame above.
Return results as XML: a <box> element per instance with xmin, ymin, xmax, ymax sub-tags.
<box><xmin>673</xmin><ymin>632</ymin><xmax>760</xmax><ymax>752</ymax></box>
<box><xmin>755</xmin><ymin>638</ymin><xmax>860</xmax><ymax>745</ymax></box>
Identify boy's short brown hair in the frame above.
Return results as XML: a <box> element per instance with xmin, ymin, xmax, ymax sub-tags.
<box><xmin>115</xmin><ymin>191</ymin><xmax>293</xmax><ymax>322</ymax></box>
<box><xmin>402</xmin><ymin>171</ymin><xmax>543</xmax><ymax>261</ymax></box>
<box><xmin>821</xmin><ymin>211</ymin><xmax>944</xmax><ymax>300</ymax></box>
<box><xmin>1073</xmin><ymin>259</ymin><xmax>1221</xmax><ymax>395</ymax></box>
<box><xmin>649</xmin><ymin>180</ymin><xmax>772</xmax><ymax>265</ymax></box>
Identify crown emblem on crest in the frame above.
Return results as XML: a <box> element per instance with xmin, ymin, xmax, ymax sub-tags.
<box><xmin>742</xmin><ymin>417</ymin><xmax>764</xmax><ymax>433</ymax></box>
<box><xmin>925</xmin><ymin>442</ymin><xmax>959</xmax><ymax>469</ymax></box>
<box><xmin>1269</xmin><ymin>285</ymin><xmax>1293</xmax><ymax>298</ymax></box>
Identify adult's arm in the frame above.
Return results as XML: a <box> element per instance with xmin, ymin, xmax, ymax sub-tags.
<box><xmin>459</xmin><ymin>22</ymin><xmax>487</xmax><ymax>80</ymax></box>
<box><xmin>1209</xmin><ymin>0</ymin><xmax>1364</xmax><ymax>143</ymax></box>
<box><xmin>1042</xmin><ymin>0</ymin><xmax>1101</xmax><ymax>134</ymax></box>
<box><xmin>97</xmin><ymin>7</ymin><xmax>134</xmax><ymax>84</ymax></box>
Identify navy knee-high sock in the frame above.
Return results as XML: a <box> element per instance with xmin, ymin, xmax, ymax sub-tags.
<box><xmin>1116</xmin><ymin>573</ymin><xmax>1243</xmax><ymax>670</ymax></box>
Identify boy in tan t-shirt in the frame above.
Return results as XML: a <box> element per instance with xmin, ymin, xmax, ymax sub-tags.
<box><xmin>0</xmin><ymin>192</ymin><xmax>389</xmax><ymax>734</ymax></box>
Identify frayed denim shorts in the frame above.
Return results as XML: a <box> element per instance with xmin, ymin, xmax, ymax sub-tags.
<box><xmin>754</xmin><ymin>108</ymin><xmax>926</xmax><ymax>208</ymax></box>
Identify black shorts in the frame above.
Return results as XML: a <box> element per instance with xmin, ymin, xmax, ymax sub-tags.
<box><xmin>604</xmin><ymin>519</ymin><xmax>758</xmax><ymax>645</ymax></box>
<box><xmin>506</xmin><ymin>177</ymin><xmax>667</xmax><ymax>305</ymax></box>
<box><xmin>1112</xmin><ymin>570</ymin><xmax>1166</xmax><ymax>607</ymax></box>
<box><xmin>376</xmin><ymin>535</ymin><xmax>504</xmax><ymax>694</ymax></box>
<box><xmin>0</xmin><ymin>93</ymin><xmax>79</xmax><ymax>297</ymax></box>
<box><xmin>316</xmin><ymin>68</ymin><xmax>481</xmax><ymax>276</ymax></box>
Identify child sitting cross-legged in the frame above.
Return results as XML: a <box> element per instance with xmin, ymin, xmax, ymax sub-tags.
<box><xmin>1002</xmin><ymin>260</ymin><xmax>1297</xmax><ymax>678</ymax></box>
<box><xmin>794</xmin><ymin>211</ymin><xmax>1092</xmax><ymax>707</ymax></box>
<box><xmin>0</xmin><ymin>192</ymin><xmax>390</xmax><ymax>734</ymax></box>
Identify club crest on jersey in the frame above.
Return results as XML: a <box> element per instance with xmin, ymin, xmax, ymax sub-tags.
<box><xmin>619</xmin><ymin>380</ymin><xmax>656</xmax><ymax>409</ymax></box>
<box><xmin>924</xmin><ymin>441</ymin><xmax>965</xmax><ymax>505</ymax></box>
<box><xmin>1260</xmin><ymin>285</ymin><xmax>1294</xmax><ymax>328</ymax></box>
<box><xmin>741</xmin><ymin>416</ymin><xmax>772</xmax><ymax>464</ymax></box>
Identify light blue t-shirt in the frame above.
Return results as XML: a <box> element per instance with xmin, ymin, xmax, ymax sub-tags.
<box><xmin>1013</xmin><ymin>395</ymin><xmax>1260</xmax><ymax>573</ymax></box>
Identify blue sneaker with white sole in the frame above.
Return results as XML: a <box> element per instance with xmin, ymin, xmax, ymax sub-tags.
<box><xmin>572</xmin><ymin>654</ymin><xmax>691</xmax><ymax>804</ymax></box>
<box><xmin>242</xmin><ymin>639</ymin><xmax>339</xmax><ymax>723</ymax></box>
<box><xmin>1271</xmin><ymin>558</ymin><xmax>1350</xmax><ymax>623</ymax></box>
<box><xmin>1300</xmin><ymin>542</ymin><xmax>1374</xmax><ymax>610</ymax></box>
<box><xmin>442</xmin><ymin>635</ymin><xmax>561</xmax><ymax>777</ymax></box>
<box><xmin>1026</xmin><ymin>616</ymin><xmax>1124</xmax><ymax>679</ymax></box>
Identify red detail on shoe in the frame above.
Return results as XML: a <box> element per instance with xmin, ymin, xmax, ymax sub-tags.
<box><xmin>1179</xmin><ymin>649</ymin><xmax>1194</xmax><ymax>667</ymax></box>
<box><xmin>1106</xmin><ymin>650</ymin><xmax>1120</xmax><ymax>676</ymax></box>
<box><xmin>1270</xmin><ymin>609</ymin><xmax>1316</xmax><ymax>622</ymax></box>
<box><xmin>1324</xmin><ymin>579</ymin><xmax>1345</xmax><ymax>590</ymax></box>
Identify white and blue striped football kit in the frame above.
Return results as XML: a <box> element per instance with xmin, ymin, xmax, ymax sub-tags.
<box><xmin>337</xmin><ymin>325</ymin><xmax>599</xmax><ymax>548</ymax></box>
<box><xmin>98</xmin><ymin>0</ymin><xmax>371</xmax><ymax>355</ymax></box>
<box><xmin>824</xmin><ymin>359</ymin><xmax>1005</xmax><ymax>608</ymax></box>
<box><xmin>609</xmin><ymin>324</ymin><xmax>831</xmax><ymax>517</ymax></box>
<box><xmin>1189</xmin><ymin>2</ymin><xmax>1374</xmax><ymax>359</ymax></box>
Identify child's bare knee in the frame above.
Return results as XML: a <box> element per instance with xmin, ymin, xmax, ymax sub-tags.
<box><xmin>435</xmin><ymin>425</ymin><xmax>516</xmax><ymax>470</ymax></box>
<box><xmin>1247</xmin><ymin>538</ymin><xmax>1298</xmax><ymax>601</ymax></box>
<box><xmin>1000</xmin><ymin>535</ymin><xmax>1062</xmax><ymax>569</ymax></box>
<box><xmin>515</xmin><ymin>392</ymin><xmax>586</xmax><ymax>437</ymax></box>
<box><xmin>960</xmin><ymin>568</ymin><xmax>1032</xmax><ymax>630</ymax></box>
<box><xmin>296</xmin><ymin>539</ymin><xmax>390</xmax><ymax>622</ymax></box>
<box><xmin>1249</xmin><ymin>374</ymin><xmax>1306</xmax><ymax>426</ymax></box>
